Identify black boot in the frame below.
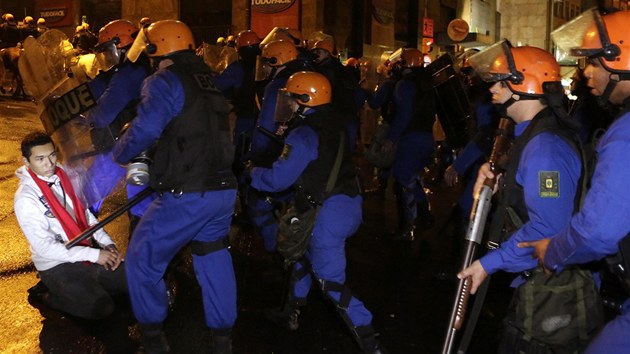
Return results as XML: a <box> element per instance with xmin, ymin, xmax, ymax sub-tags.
<box><xmin>357</xmin><ymin>326</ymin><xmax>389</xmax><ymax>354</ymax></box>
<box><xmin>139</xmin><ymin>323</ymin><xmax>170</xmax><ymax>354</ymax></box>
<box><xmin>211</xmin><ymin>330</ymin><xmax>232</xmax><ymax>354</ymax></box>
<box><xmin>264</xmin><ymin>306</ymin><xmax>301</xmax><ymax>330</ymax></box>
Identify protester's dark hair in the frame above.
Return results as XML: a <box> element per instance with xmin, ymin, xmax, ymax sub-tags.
<box><xmin>21</xmin><ymin>131</ymin><xmax>53</xmax><ymax>159</ymax></box>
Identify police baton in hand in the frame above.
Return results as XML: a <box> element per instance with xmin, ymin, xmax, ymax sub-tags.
<box><xmin>441</xmin><ymin>118</ymin><xmax>513</xmax><ymax>354</ymax></box>
<box><xmin>65</xmin><ymin>187</ymin><xmax>153</xmax><ymax>249</ymax></box>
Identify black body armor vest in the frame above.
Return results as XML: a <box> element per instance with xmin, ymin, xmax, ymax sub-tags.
<box><xmin>150</xmin><ymin>53</ymin><xmax>236</xmax><ymax>192</ymax></box>
<box><xmin>403</xmin><ymin>68</ymin><xmax>436</xmax><ymax>135</ymax></box>
<box><xmin>292</xmin><ymin>106</ymin><xmax>360</xmax><ymax>211</ymax></box>
<box><xmin>488</xmin><ymin>108</ymin><xmax>582</xmax><ymax>243</ymax></box>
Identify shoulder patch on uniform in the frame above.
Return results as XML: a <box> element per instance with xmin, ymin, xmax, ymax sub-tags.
<box><xmin>539</xmin><ymin>171</ymin><xmax>560</xmax><ymax>198</ymax></box>
<box><xmin>280</xmin><ymin>144</ymin><xmax>292</xmax><ymax>160</ymax></box>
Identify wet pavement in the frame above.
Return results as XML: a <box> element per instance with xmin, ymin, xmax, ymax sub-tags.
<box><xmin>0</xmin><ymin>95</ymin><xmax>515</xmax><ymax>353</ymax></box>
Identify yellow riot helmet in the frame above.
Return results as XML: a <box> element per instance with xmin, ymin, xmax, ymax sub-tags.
<box><xmin>127</xmin><ymin>20</ymin><xmax>195</xmax><ymax>62</ymax></box>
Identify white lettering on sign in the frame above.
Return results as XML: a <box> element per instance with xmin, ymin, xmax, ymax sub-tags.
<box><xmin>251</xmin><ymin>0</ymin><xmax>296</xmax><ymax>14</ymax></box>
<box><xmin>44</xmin><ymin>84</ymin><xmax>96</xmax><ymax>132</ymax></box>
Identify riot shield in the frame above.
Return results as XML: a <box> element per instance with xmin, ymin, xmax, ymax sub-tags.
<box><xmin>19</xmin><ymin>29</ymin><xmax>125</xmax><ymax>209</ymax></box>
<box><xmin>19</xmin><ymin>29</ymin><xmax>90</xmax><ymax>102</ymax></box>
<box><xmin>202</xmin><ymin>43</ymin><xmax>237</xmax><ymax>73</ymax></box>
<box><xmin>428</xmin><ymin>53</ymin><xmax>471</xmax><ymax>150</ymax></box>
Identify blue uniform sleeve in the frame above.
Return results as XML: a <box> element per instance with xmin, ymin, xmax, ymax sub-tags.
<box><xmin>250</xmin><ymin>126</ymin><xmax>318</xmax><ymax>192</ymax></box>
<box><xmin>387</xmin><ymin>78</ymin><xmax>416</xmax><ymax>142</ymax></box>
<box><xmin>480</xmin><ymin>132</ymin><xmax>581</xmax><ymax>274</ymax></box>
<box><xmin>213</xmin><ymin>61</ymin><xmax>243</xmax><ymax>97</ymax></box>
<box><xmin>86</xmin><ymin>73</ymin><xmax>109</xmax><ymax>99</ymax></box>
<box><xmin>367</xmin><ymin>79</ymin><xmax>394</xmax><ymax>110</ymax></box>
<box><xmin>85</xmin><ymin>64</ymin><xmax>148</xmax><ymax>128</ymax></box>
<box><xmin>112</xmin><ymin>69</ymin><xmax>185</xmax><ymax>164</ymax></box>
<box><xmin>546</xmin><ymin>115</ymin><xmax>630</xmax><ymax>270</ymax></box>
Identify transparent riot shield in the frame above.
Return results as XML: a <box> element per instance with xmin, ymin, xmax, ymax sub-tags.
<box><xmin>428</xmin><ymin>53</ymin><xmax>471</xmax><ymax>150</ymax></box>
<box><xmin>19</xmin><ymin>29</ymin><xmax>125</xmax><ymax>209</ymax></box>
<box><xmin>201</xmin><ymin>42</ymin><xmax>237</xmax><ymax>73</ymax></box>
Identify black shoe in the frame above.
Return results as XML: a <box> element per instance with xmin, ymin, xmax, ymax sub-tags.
<box><xmin>361</xmin><ymin>334</ymin><xmax>389</xmax><ymax>354</ymax></box>
<box><xmin>139</xmin><ymin>325</ymin><xmax>170</xmax><ymax>354</ymax></box>
<box><xmin>27</xmin><ymin>286</ymin><xmax>62</xmax><ymax>320</ymax></box>
<box><xmin>27</xmin><ymin>280</ymin><xmax>48</xmax><ymax>295</ymax></box>
<box><xmin>212</xmin><ymin>334</ymin><xmax>232</xmax><ymax>354</ymax></box>
<box><xmin>264</xmin><ymin>307</ymin><xmax>300</xmax><ymax>330</ymax></box>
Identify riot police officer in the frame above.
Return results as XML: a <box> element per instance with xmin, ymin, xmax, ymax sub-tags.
<box><xmin>83</xmin><ymin>19</ymin><xmax>154</xmax><ymax>233</ymax></box>
<box><xmin>458</xmin><ymin>41</ymin><xmax>602</xmax><ymax>353</ymax></box>
<box><xmin>19</xmin><ymin>16</ymin><xmax>38</xmax><ymax>40</ymax></box>
<box><xmin>36</xmin><ymin>18</ymin><xmax>48</xmax><ymax>36</ymax></box>
<box><xmin>0</xmin><ymin>13</ymin><xmax>20</xmax><ymax>48</ymax></box>
<box><xmin>521</xmin><ymin>9</ymin><xmax>630</xmax><ymax>354</ymax></box>
<box><xmin>113</xmin><ymin>20</ymin><xmax>237</xmax><ymax>353</ymax></box>
<box><xmin>246</xmin><ymin>39</ymin><xmax>312</xmax><ymax>252</ymax></box>
<box><xmin>382</xmin><ymin>48</ymin><xmax>436</xmax><ymax>241</ymax></box>
<box><xmin>311</xmin><ymin>36</ymin><xmax>362</xmax><ymax>152</ymax></box>
<box><xmin>213</xmin><ymin>29</ymin><xmax>262</xmax><ymax>145</ymax></box>
<box><xmin>250</xmin><ymin>71</ymin><xmax>387</xmax><ymax>354</ymax></box>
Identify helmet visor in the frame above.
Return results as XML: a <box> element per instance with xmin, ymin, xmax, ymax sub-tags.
<box><xmin>274</xmin><ymin>89</ymin><xmax>298</xmax><ymax>122</ymax></box>
<box><xmin>255</xmin><ymin>55</ymin><xmax>273</xmax><ymax>81</ymax></box>
<box><xmin>551</xmin><ymin>8</ymin><xmax>607</xmax><ymax>59</ymax></box>
<box><xmin>467</xmin><ymin>40</ymin><xmax>515</xmax><ymax>83</ymax></box>
<box><xmin>127</xmin><ymin>28</ymin><xmax>149</xmax><ymax>63</ymax></box>
<box><xmin>94</xmin><ymin>41</ymin><xmax>121</xmax><ymax>71</ymax></box>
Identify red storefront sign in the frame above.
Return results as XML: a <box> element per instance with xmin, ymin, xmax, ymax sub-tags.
<box><xmin>251</xmin><ymin>0</ymin><xmax>300</xmax><ymax>37</ymax></box>
<box><xmin>35</xmin><ymin>0</ymin><xmax>75</xmax><ymax>28</ymax></box>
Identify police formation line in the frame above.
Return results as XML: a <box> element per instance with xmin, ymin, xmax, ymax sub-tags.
<box><xmin>14</xmin><ymin>7</ymin><xmax>630</xmax><ymax>354</ymax></box>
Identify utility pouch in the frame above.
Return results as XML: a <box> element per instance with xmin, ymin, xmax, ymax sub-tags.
<box><xmin>277</xmin><ymin>206</ymin><xmax>319</xmax><ymax>264</ymax></box>
<box><xmin>506</xmin><ymin>267</ymin><xmax>603</xmax><ymax>349</ymax></box>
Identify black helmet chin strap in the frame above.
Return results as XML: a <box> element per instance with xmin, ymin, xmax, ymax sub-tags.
<box><xmin>596</xmin><ymin>73</ymin><xmax>620</xmax><ymax>108</ymax></box>
<box><xmin>288</xmin><ymin>105</ymin><xmax>307</xmax><ymax>124</ymax></box>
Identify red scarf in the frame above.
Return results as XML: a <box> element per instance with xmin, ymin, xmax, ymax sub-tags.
<box><xmin>28</xmin><ymin>166</ymin><xmax>91</xmax><ymax>246</ymax></box>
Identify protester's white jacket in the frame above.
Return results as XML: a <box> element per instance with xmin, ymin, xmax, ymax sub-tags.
<box><xmin>14</xmin><ymin>165</ymin><xmax>115</xmax><ymax>271</ymax></box>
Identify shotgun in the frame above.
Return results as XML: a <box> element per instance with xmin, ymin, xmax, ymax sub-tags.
<box><xmin>441</xmin><ymin>117</ymin><xmax>514</xmax><ymax>354</ymax></box>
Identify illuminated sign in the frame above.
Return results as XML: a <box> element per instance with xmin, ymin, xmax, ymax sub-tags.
<box><xmin>252</xmin><ymin>0</ymin><xmax>296</xmax><ymax>14</ymax></box>
<box><xmin>39</xmin><ymin>8</ymin><xmax>66</xmax><ymax>24</ymax></box>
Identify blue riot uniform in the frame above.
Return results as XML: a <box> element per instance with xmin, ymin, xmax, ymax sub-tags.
<box><xmin>478</xmin><ymin>108</ymin><xmax>603</xmax><ymax>352</ymax></box>
<box><xmin>543</xmin><ymin>111</ymin><xmax>630</xmax><ymax>354</ymax></box>
<box><xmin>367</xmin><ymin>78</ymin><xmax>396</xmax><ymax>122</ymax></box>
<box><xmin>250</xmin><ymin>106</ymin><xmax>376</xmax><ymax>340</ymax></box>
<box><xmin>387</xmin><ymin>68</ymin><xmax>436</xmax><ymax>234</ymax></box>
<box><xmin>213</xmin><ymin>59</ymin><xmax>259</xmax><ymax>142</ymax></box>
<box><xmin>247</xmin><ymin>59</ymin><xmax>311</xmax><ymax>252</ymax></box>
<box><xmin>480</xmin><ymin>113</ymin><xmax>581</xmax><ymax>276</ymax></box>
<box><xmin>84</xmin><ymin>60</ymin><xmax>154</xmax><ymax>219</ymax></box>
<box><xmin>112</xmin><ymin>52</ymin><xmax>237</xmax><ymax>333</ymax></box>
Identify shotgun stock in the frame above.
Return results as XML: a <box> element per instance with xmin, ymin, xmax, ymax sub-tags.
<box><xmin>441</xmin><ymin>117</ymin><xmax>514</xmax><ymax>354</ymax></box>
